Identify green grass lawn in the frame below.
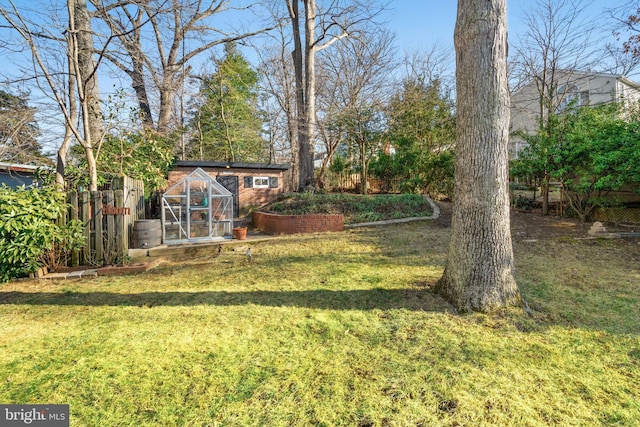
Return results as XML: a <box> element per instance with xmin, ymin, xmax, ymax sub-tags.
<box><xmin>1</xmin><ymin>222</ymin><xmax>639</xmax><ymax>426</ymax></box>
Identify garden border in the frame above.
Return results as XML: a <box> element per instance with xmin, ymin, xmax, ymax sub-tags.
<box><xmin>252</xmin><ymin>196</ymin><xmax>440</xmax><ymax>234</ymax></box>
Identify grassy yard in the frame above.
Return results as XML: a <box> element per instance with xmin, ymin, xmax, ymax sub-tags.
<box><xmin>0</xmin><ymin>220</ymin><xmax>639</xmax><ymax>426</ymax></box>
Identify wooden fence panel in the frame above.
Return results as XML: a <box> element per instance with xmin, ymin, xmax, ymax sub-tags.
<box><xmin>111</xmin><ymin>175</ymin><xmax>145</xmax><ymax>251</ymax></box>
<box><xmin>66</xmin><ymin>181</ymin><xmax>143</xmax><ymax>266</ymax></box>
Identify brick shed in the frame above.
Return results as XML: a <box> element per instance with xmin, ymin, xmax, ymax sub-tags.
<box><xmin>167</xmin><ymin>160</ymin><xmax>290</xmax><ymax>218</ymax></box>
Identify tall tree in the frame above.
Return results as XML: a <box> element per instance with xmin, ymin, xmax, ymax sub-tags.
<box><xmin>435</xmin><ymin>0</ymin><xmax>521</xmax><ymax>312</ymax></box>
<box><xmin>316</xmin><ymin>28</ymin><xmax>396</xmax><ymax>192</ymax></box>
<box><xmin>0</xmin><ymin>0</ymin><xmax>105</xmax><ymax>190</ymax></box>
<box><xmin>91</xmin><ymin>0</ymin><xmax>271</xmax><ymax>137</ymax></box>
<box><xmin>257</xmin><ymin>25</ymin><xmax>299</xmax><ymax>189</ymax></box>
<box><xmin>282</xmin><ymin>0</ymin><xmax>385</xmax><ymax>191</ymax></box>
<box><xmin>385</xmin><ymin>76</ymin><xmax>456</xmax><ymax>197</ymax></box>
<box><xmin>189</xmin><ymin>43</ymin><xmax>267</xmax><ymax>162</ymax></box>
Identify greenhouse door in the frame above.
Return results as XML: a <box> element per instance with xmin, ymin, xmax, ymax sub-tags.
<box><xmin>187</xmin><ymin>177</ymin><xmax>211</xmax><ymax>239</ymax></box>
<box><xmin>217</xmin><ymin>176</ymin><xmax>239</xmax><ymax>218</ymax></box>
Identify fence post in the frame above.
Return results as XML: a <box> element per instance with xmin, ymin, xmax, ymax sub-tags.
<box><xmin>79</xmin><ymin>191</ymin><xmax>90</xmax><ymax>265</ymax></box>
<box><xmin>68</xmin><ymin>191</ymin><xmax>80</xmax><ymax>267</ymax></box>
<box><xmin>91</xmin><ymin>191</ymin><xmax>104</xmax><ymax>265</ymax></box>
<box><xmin>115</xmin><ymin>189</ymin><xmax>127</xmax><ymax>263</ymax></box>
<box><xmin>104</xmin><ymin>190</ymin><xmax>116</xmax><ymax>264</ymax></box>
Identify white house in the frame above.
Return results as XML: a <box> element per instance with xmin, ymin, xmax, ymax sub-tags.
<box><xmin>509</xmin><ymin>70</ymin><xmax>640</xmax><ymax>158</ymax></box>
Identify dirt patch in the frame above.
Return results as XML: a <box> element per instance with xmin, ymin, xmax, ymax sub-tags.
<box><xmin>432</xmin><ymin>201</ymin><xmax>634</xmax><ymax>241</ymax></box>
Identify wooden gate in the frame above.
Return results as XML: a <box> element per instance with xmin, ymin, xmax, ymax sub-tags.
<box><xmin>66</xmin><ymin>176</ymin><xmax>145</xmax><ymax>266</ymax></box>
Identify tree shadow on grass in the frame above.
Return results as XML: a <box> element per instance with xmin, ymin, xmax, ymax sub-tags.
<box><xmin>0</xmin><ymin>287</ymin><xmax>454</xmax><ymax>312</ymax></box>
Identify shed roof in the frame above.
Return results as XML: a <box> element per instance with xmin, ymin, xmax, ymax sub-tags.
<box><xmin>175</xmin><ymin>160</ymin><xmax>290</xmax><ymax>171</ymax></box>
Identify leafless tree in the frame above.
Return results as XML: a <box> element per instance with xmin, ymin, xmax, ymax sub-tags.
<box><xmin>279</xmin><ymin>0</ymin><xmax>387</xmax><ymax>191</ymax></box>
<box><xmin>255</xmin><ymin>23</ymin><xmax>299</xmax><ymax>190</ymax></box>
<box><xmin>399</xmin><ymin>43</ymin><xmax>455</xmax><ymax>90</ymax></box>
<box><xmin>91</xmin><ymin>0</ymin><xmax>273</xmax><ymax>139</ymax></box>
<box><xmin>316</xmin><ymin>27</ymin><xmax>396</xmax><ymax>193</ymax></box>
<box><xmin>0</xmin><ymin>0</ymin><xmax>106</xmax><ymax>190</ymax></box>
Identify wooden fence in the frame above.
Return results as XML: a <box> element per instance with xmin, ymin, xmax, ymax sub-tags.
<box><xmin>66</xmin><ymin>176</ymin><xmax>145</xmax><ymax>266</ymax></box>
<box><xmin>323</xmin><ymin>172</ymin><xmax>403</xmax><ymax>194</ymax></box>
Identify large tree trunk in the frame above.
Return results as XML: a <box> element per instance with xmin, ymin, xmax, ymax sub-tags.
<box><xmin>435</xmin><ymin>0</ymin><xmax>521</xmax><ymax>312</ymax></box>
<box><xmin>69</xmin><ymin>0</ymin><xmax>102</xmax><ymax>191</ymax></box>
<box><xmin>56</xmin><ymin>42</ymin><xmax>78</xmax><ymax>189</ymax></box>
<box><xmin>289</xmin><ymin>0</ymin><xmax>316</xmax><ymax>191</ymax></box>
<box><xmin>298</xmin><ymin>0</ymin><xmax>316</xmax><ymax>191</ymax></box>
<box><xmin>74</xmin><ymin>0</ymin><xmax>103</xmax><ymax>149</ymax></box>
<box><xmin>129</xmin><ymin>61</ymin><xmax>154</xmax><ymax>129</ymax></box>
<box><xmin>288</xmin><ymin>0</ymin><xmax>303</xmax><ymax>191</ymax></box>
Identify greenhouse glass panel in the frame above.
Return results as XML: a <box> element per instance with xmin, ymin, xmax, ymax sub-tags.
<box><xmin>161</xmin><ymin>168</ymin><xmax>234</xmax><ymax>244</ymax></box>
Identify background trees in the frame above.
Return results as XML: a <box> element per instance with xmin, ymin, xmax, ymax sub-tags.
<box><xmin>514</xmin><ymin>102</ymin><xmax>640</xmax><ymax>221</ymax></box>
<box><xmin>381</xmin><ymin>76</ymin><xmax>455</xmax><ymax>197</ymax></box>
<box><xmin>1</xmin><ymin>0</ymin><xmax>636</xmax><ymax>208</ymax></box>
<box><xmin>91</xmin><ymin>0</ymin><xmax>271</xmax><ymax>137</ymax></box>
<box><xmin>509</xmin><ymin>1</ymin><xmax>640</xmax><ymax>219</ymax></box>
<box><xmin>0</xmin><ymin>90</ymin><xmax>45</xmax><ymax>164</ymax></box>
<box><xmin>315</xmin><ymin>27</ymin><xmax>396</xmax><ymax>194</ymax></box>
<box><xmin>509</xmin><ymin>0</ymin><xmax>598</xmax><ymax>214</ymax></box>
<box><xmin>188</xmin><ymin>43</ymin><xmax>267</xmax><ymax>162</ymax></box>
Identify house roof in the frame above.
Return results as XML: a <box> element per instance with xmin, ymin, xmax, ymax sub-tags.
<box><xmin>0</xmin><ymin>162</ymin><xmax>41</xmax><ymax>173</ymax></box>
<box><xmin>511</xmin><ymin>70</ymin><xmax>640</xmax><ymax>96</ymax></box>
<box><xmin>175</xmin><ymin>160</ymin><xmax>290</xmax><ymax>171</ymax></box>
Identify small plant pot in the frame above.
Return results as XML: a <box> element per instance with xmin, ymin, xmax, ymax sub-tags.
<box><xmin>232</xmin><ymin>226</ymin><xmax>247</xmax><ymax>240</ymax></box>
<box><xmin>214</xmin><ymin>214</ymin><xmax>225</xmax><ymax>221</ymax></box>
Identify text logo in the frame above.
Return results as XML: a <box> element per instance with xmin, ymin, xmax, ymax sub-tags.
<box><xmin>1</xmin><ymin>405</ymin><xmax>69</xmax><ymax>427</ymax></box>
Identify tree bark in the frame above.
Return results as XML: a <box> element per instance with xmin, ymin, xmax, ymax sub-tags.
<box><xmin>73</xmin><ymin>0</ymin><xmax>103</xmax><ymax>149</ymax></box>
<box><xmin>298</xmin><ymin>0</ymin><xmax>317</xmax><ymax>191</ymax></box>
<box><xmin>57</xmin><ymin>44</ymin><xmax>78</xmax><ymax>189</ymax></box>
<box><xmin>68</xmin><ymin>0</ymin><xmax>102</xmax><ymax>191</ymax></box>
<box><xmin>289</xmin><ymin>0</ymin><xmax>312</xmax><ymax>191</ymax></box>
<box><xmin>435</xmin><ymin>0</ymin><xmax>521</xmax><ymax>312</ymax></box>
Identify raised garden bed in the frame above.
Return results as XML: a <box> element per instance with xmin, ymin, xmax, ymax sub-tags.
<box><xmin>252</xmin><ymin>211</ymin><xmax>344</xmax><ymax>235</ymax></box>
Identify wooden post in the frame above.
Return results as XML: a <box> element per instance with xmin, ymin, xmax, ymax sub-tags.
<box><xmin>68</xmin><ymin>191</ymin><xmax>80</xmax><ymax>266</ymax></box>
<box><xmin>92</xmin><ymin>191</ymin><xmax>104</xmax><ymax>265</ymax></box>
<box><xmin>104</xmin><ymin>190</ymin><xmax>115</xmax><ymax>264</ymax></box>
<box><xmin>80</xmin><ymin>191</ymin><xmax>91</xmax><ymax>265</ymax></box>
<box><xmin>115</xmin><ymin>189</ymin><xmax>126</xmax><ymax>264</ymax></box>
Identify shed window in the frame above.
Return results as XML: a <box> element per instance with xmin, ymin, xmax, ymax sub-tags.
<box><xmin>253</xmin><ymin>176</ymin><xmax>270</xmax><ymax>188</ymax></box>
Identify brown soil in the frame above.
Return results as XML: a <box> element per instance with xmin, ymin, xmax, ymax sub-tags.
<box><xmin>433</xmin><ymin>201</ymin><xmax>635</xmax><ymax>241</ymax></box>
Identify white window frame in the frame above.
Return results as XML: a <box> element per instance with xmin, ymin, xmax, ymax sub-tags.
<box><xmin>253</xmin><ymin>176</ymin><xmax>270</xmax><ymax>189</ymax></box>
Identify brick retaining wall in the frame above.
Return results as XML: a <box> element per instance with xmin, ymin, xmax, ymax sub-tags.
<box><xmin>252</xmin><ymin>211</ymin><xmax>344</xmax><ymax>235</ymax></box>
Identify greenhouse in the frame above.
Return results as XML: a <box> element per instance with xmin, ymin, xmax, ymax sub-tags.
<box><xmin>161</xmin><ymin>168</ymin><xmax>234</xmax><ymax>244</ymax></box>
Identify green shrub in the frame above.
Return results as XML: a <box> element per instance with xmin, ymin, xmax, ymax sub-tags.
<box><xmin>0</xmin><ymin>185</ymin><xmax>84</xmax><ymax>282</ymax></box>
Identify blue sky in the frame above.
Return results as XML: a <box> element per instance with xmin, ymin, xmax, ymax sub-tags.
<box><xmin>386</xmin><ymin>0</ymin><xmax>629</xmax><ymax>53</ymax></box>
<box><xmin>1</xmin><ymin>0</ymin><xmax>635</xmax><ymax>153</ymax></box>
